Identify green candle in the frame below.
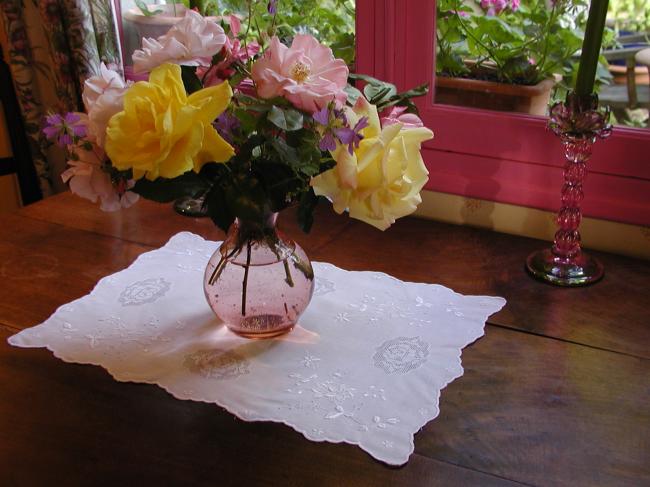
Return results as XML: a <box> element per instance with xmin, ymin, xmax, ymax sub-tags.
<box><xmin>575</xmin><ymin>0</ymin><xmax>609</xmax><ymax>96</ymax></box>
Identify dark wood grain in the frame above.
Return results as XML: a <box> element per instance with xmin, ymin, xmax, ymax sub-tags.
<box><xmin>0</xmin><ymin>330</ymin><xmax>520</xmax><ymax>487</ymax></box>
<box><xmin>1</xmin><ymin>193</ymin><xmax>649</xmax><ymax>485</ymax></box>
<box><xmin>19</xmin><ymin>192</ymin><xmax>353</xmax><ymax>252</ymax></box>
<box><xmin>0</xmin><ymin>213</ymin><xmax>151</xmax><ymax>329</ymax></box>
<box><xmin>310</xmin><ymin>215</ymin><xmax>650</xmax><ymax>359</ymax></box>
<box><xmin>419</xmin><ymin>326</ymin><xmax>650</xmax><ymax>486</ymax></box>
<box><xmin>17</xmin><ymin>193</ymin><xmax>650</xmax><ymax>358</ymax></box>
<box><xmin>2</xmin><ymin>324</ymin><xmax>648</xmax><ymax>486</ymax></box>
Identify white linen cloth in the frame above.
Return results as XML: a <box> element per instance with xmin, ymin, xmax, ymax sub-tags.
<box><xmin>9</xmin><ymin>232</ymin><xmax>505</xmax><ymax>465</ymax></box>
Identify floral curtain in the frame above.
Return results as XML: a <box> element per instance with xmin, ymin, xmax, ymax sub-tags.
<box><xmin>0</xmin><ymin>0</ymin><xmax>122</xmax><ymax>197</ymax></box>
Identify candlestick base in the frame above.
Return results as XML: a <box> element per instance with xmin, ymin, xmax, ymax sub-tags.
<box><xmin>526</xmin><ymin>248</ymin><xmax>603</xmax><ymax>287</ymax></box>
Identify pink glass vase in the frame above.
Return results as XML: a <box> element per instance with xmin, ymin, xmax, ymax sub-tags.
<box><xmin>526</xmin><ymin>92</ymin><xmax>611</xmax><ymax>286</ymax></box>
<box><xmin>203</xmin><ymin>213</ymin><xmax>314</xmax><ymax>339</ymax></box>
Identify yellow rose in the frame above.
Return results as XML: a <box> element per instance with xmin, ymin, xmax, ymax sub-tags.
<box><xmin>105</xmin><ymin>63</ymin><xmax>234</xmax><ymax>180</ymax></box>
<box><xmin>311</xmin><ymin>97</ymin><xmax>433</xmax><ymax>230</ymax></box>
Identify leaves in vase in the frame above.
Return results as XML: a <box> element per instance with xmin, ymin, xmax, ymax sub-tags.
<box><xmin>267</xmin><ymin>106</ymin><xmax>304</xmax><ymax>131</ymax></box>
<box><xmin>205</xmin><ymin>184</ymin><xmax>234</xmax><ymax>232</ymax></box>
<box><xmin>132</xmin><ymin>172</ymin><xmax>209</xmax><ymax>203</ymax></box>
<box><xmin>226</xmin><ymin>174</ymin><xmax>272</xmax><ymax>223</ymax></box>
<box><xmin>297</xmin><ymin>188</ymin><xmax>322</xmax><ymax>234</ymax></box>
<box><xmin>181</xmin><ymin>66</ymin><xmax>203</xmax><ymax>95</ymax></box>
<box><xmin>253</xmin><ymin>160</ymin><xmax>303</xmax><ymax>213</ymax></box>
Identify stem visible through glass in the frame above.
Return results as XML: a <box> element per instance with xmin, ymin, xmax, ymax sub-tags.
<box><xmin>241</xmin><ymin>240</ymin><xmax>252</xmax><ymax>316</ymax></box>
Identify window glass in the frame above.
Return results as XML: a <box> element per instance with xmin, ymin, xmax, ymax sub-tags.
<box><xmin>118</xmin><ymin>1</ymin><xmax>355</xmax><ymax>80</ymax></box>
<box><xmin>434</xmin><ymin>0</ymin><xmax>650</xmax><ymax>129</ymax></box>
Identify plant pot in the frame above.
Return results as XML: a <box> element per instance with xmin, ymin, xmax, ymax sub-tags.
<box><xmin>123</xmin><ymin>4</ymin><xmax>188</xmax><ymax>41</ymax></box>
<box><xmin>609</xmin><ymin>65</ymin><xmax>650</xmax><ymax>86</ymax></box>
<box><xmin>435</xmin><ymin>76</ymin><xmax>557</xmax><ymax>115</ymax></box>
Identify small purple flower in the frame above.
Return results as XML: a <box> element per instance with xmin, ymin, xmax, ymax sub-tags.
<box><xmin>318</xmin><ymin>132</ymin><xmax>336</xmax><ymax>152</ymax></box>
<box><xmin>214</xmin><ymin>112</ymin><xmax>240</xmax><ymax>144</ymax></box>
<box><xmin>313</xmin><ymin>105</ymin><xmax>343</xmax><ymax>152</ymax></box>
<box><xmin>267</xmin><ymin>0</ymin><xmax>277</xmax><ymax>14</ymax></box>
<box><xmin>334</xmin><ymin>116</ymin><xmax>369</xmax><ymax>155</ymax></box>
<box><xmin>312</xmin><ymin>106</ymin><xmax>330</xmax><ymax>126</ymax></box>
<box><xmin>43</xmin><ymin>111</ymin><xmax>87</xmax><ymax>147</ymax></box>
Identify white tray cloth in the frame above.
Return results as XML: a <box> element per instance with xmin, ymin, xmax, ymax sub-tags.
<box><xmin>9</xmin><ymin>232</ymin><xmax>505</xmax><ymax>465</ymax></box>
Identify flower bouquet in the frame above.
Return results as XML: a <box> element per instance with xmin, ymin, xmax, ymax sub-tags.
<box><xmin>45</xmin><ymin>6</ymin><xmax>433</xmax><ymax>338</ymax></box>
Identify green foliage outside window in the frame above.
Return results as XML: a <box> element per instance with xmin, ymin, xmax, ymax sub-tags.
<box><xmin>213</xmin><ymin>0</ymin><xmax>356</xmax><ymax>66</ymax></box>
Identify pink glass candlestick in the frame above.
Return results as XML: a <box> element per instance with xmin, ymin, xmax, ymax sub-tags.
<box><xmin>526</xmin><ymin>92</ymin><xmax>611</xmax><ymax>286</ymax></box>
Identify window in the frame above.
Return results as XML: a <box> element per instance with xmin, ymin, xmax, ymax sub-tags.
<box><xmin>356</xmin><ymin>0</ymin><xmax>649</xmax><ymax>226</ymax></box>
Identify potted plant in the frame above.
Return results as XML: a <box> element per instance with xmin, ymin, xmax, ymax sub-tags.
<box><xmin>123</xmin><ymin>1</ymin><xmax>220</xmax><ymax>40</ymax></box>
<box><xmin>604</xmin><ymin>0</ymin><xmax>650</xmax><ymax>86</ymax></box>
<box><xmin>436</xmin><ymin>0</ymin><xmax>589</xmax><ymax>115</ymax></box>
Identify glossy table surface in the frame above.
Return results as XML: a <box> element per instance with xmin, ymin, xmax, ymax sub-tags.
<box><xmin>1</xmin><ymin>193</ymin><xmax>649</xmax><ymax>486</ymax></box>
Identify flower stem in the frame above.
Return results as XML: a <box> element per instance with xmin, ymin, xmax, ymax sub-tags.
<box><xmin>243</xmin><ymin>0</ymin><xmax>254</xmax><ymax>53</ymax></box>
<box><xmin>283</xmin><ymin>259</ymin><xmax>294</xmax><ymax>287</ymax></box>
<box><xmin>452</xmin><ymin>3</ymin><xmax>506</xmax><ymax>78</ymax></box>
<box><xmin>270</xmin><ymin>3</ymin><xmax>278</xmax><ymax>35</ymax></box>
<box><xmin>241</xmin><ymin>240</ymin><xmax>252</xmax><ymax>316</ymax></box>
<box><xmin>208</xmin><ymin>246</ymin><xmax>238</xmax><ymax>285</ymax></box>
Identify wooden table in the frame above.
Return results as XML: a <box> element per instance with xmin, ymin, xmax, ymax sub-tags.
<box><xmin>1</xmin><ymin>193</ymin><xmax>648</xmax><ymax>486</ymax></box>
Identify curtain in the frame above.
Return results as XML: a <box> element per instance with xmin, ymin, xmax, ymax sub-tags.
<box><xmin>0</xmin><ymin>0</ymin><xmax>122</xmax><ymax>197</ymax></box>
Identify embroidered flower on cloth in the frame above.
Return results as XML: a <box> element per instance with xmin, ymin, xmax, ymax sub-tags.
<box><xmin>373</xmin><ymin>337</ymin><xmax>430</xmax><ymax>374</ymax></box>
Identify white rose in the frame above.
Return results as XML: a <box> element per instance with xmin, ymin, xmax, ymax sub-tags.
<box><xmin>133</xmin><ymin>10</ymin><xmax>227</xmax><ymax>73</ymax></box>
<box><xmin>82</xmin><ymin>63</ymin><xmax>128</xmax><ymax>147</ymax></box>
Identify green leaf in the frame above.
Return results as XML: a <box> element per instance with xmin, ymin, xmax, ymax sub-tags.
<box><xmin>364</xmin><ymin>85</ymin><xmax>391</xmax><ymax>104</ymax></box>
<box><xmin>267</xmin><ymin>106</ymin><xmax>304</xmax><ymax>131</ymax></box>
<box><xmin>269</xmin><ymin>138</ymin><xmax>300</xmax><ymax>168</ymax></box>
<box><xmin>205</xmin><ymin>185</ymin><xmax>234</xmax><ymax>232</ymax></box>
<box><xmin>253</xmin><ymin>161</ymin><xmax>303</xmax><ymax>212</ymax></box>
<box><xmin>225</xmin><ymin>174</ymin><xmax>270</xmax><ymax>223</ymax></box>
<box><xmin>297</xmin><ymin>189</ymin><xmax>321</xmax><ymax>234</ymax></box>
<box><xmin>233</xmin><ymin>108</ymin><xmax>258</xmax><ymax>134</ymax></box>
<box><xmin>180</xmin><ymin>66</ymin><xmax>202</xmax><ymax>95</ymax></box>
<box><xmin>344</xmin><ymin>84</ymin><xmax>363</xmax><ymax>105</ymax></box>
<box><xmin>134</xmin><ymin>0</ymin><xmax>162</xmax><ymax>16</ymax></box>
<box><xmin>348</xmin><ymin>73</ymin><xmax>385</xmax><ymax>85</ymax></box>
<box><xmin>132</xmin><ymin>171</ymin><xmax>209</xmax><ymax>203</ymax></box>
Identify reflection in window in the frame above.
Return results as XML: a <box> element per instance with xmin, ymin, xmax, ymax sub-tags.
<box><xmin>119</xmin><ymin>0</ymin><xmax>355</xmax><ymax>81</ymax></box>
<box><xmin>434</xmin><ymin>0</ymin><xmax>650</xmax><ymax>129</ymax></box>
<box><xmin>601</xmin><ymin>1</ymin><xmax>650</xmax><ymax>128</ymax></box>
<box><xmin>435</xmin><ymin>0</ymin><xmax>590</xmax><ymax>116</ymax></box>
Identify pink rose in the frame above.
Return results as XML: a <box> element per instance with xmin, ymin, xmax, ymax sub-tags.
<box><xmin>62</xmin><ymin>142</ymin><xmax>138</xmax><ymax>212</ymax></box>
<box><xmin>380</xmin><ymin>106</ymin><xmax>424</xmax><ymax>129</ymax></box>
<box><xmin>251</xmin><ymin>34</ymin><xmax>349</xmax><ymax>113</ymax></box>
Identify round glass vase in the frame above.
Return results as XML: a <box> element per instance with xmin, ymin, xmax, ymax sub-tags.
<box><xmin>203</xmin><ymin>213</ymin><xmax>315</xmax><ymax>339</ymax></box>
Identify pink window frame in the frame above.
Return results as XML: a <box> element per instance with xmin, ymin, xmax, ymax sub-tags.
<box><xmin>356</xmin><ymin>0</ymin><xmax>650</xmax><ymax>226</ymax></box>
